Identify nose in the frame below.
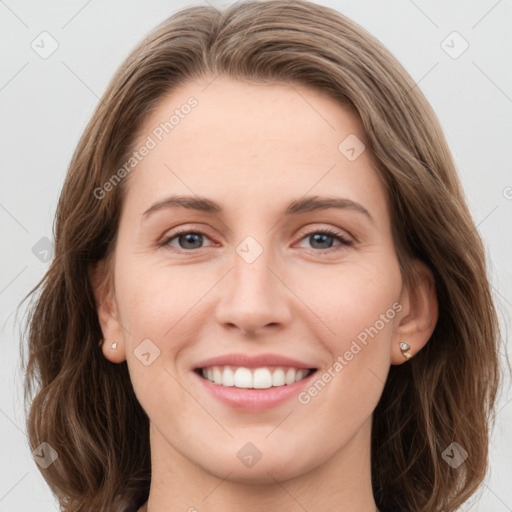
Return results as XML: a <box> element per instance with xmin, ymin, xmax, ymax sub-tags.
<box><xmin>214</xmin><ymin>242</ymin><xmax>293</xmax><ymax>336</ymax></box>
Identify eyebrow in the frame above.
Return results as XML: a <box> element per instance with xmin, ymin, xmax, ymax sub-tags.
<box><xmin>141</xmin><ymin>194</ymin><xmax>374</xmax><ymax>224</ymax></box>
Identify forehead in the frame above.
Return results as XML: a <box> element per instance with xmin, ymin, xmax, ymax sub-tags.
<box><xmin>124</xmin><ymin>76</ymin><xmax>388</xmax><ymax>221</ymax></box>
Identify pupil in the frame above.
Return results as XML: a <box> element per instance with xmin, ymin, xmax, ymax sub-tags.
<box><xmin>181</xmin><ymin>233</ymin><xmax>202</xmax><ymax>249</ymax></box>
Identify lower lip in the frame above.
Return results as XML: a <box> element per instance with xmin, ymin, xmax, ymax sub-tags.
<box><xmin>193</xmin><ymin>370</ymin><xmax>317</xmax><ymax>411</ymax></box>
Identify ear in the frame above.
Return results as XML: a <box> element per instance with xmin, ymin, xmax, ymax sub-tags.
<box><xmin>391</xmin><ymin>260</ymin><xmax>438</xmax><ymax>364</ymax></box>
<box><xmin>89</xmin><ymin>259</ymin><xmax>126</xmax><ymax>363</ymax></box>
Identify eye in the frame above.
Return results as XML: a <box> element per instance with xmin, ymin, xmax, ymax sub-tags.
<box><xmin>295</xmin><ymin>228</ymin><xmax>353</xmax><ymax>252</ymax></box>
<box><xmin>159</xmin><ymin>229</ymin><xmax>215</xmax><ymax>251</ymax></box>
<box><xmin>158</xmin><ymin>227</ymin><xmax>353</xmax><ymax>253</ymax></box>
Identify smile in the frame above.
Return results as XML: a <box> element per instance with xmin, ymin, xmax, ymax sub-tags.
<box><xmin>197</xmin><ymin>365</ymin><xmax>316</xmax><ymax>389</ymax></box>
<box><xmin>192</xmin><ymin>353</ymin><xmax>319</xmax><ymax>410</ymax></box>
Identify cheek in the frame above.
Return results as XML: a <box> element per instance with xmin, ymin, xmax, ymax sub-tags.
<box><xmin>337</xmin><ymin>268</ymin><xmax>401</xmax><ymax>343</ymax></box>
<box><xmin>114</xmin><ymin>253</ymin><xmax>204</xmax><ymax>338</ymax></box>
<box><xmin>291</xmin><ymin>257</ymin><xmax>402</xmax><ymax>344</ymax></box>
<box><xmin>329</xmin><ymin>273</ymin><xmax>401</xmax><ymax>406</ymax></box>
<box><xmin>113</xmin><ymin>257</ymin><xmax>198</xmax><ymax>411</ymax></box>
<box><xmin>299</xmin><ymin>259</ymin><xmax>402</xmax><ymax>403</ymax></box>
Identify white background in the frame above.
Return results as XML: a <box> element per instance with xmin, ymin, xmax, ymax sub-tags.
<box><xmin>1</xmin><ymin>1</ymin><xmax>511</xmax><ymax>511</ymax></box>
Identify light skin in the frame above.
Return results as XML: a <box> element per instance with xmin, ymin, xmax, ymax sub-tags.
<box><xmin>93</xmin><ymin>76</ymin><xmax>438</xmax><ymax>512</ymax></box>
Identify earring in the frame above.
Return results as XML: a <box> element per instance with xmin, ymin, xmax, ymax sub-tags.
<box><xmin>110</xmin><ymin>342</ymin><xmax>118</xmax><ymax>350</ymax></box>
<box><xmin>400</xmin><ymin>342</ymin><xmax>412</xmax><ymax>360</ymax></box>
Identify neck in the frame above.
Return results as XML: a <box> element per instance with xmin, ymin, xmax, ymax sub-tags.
<box><xmin>143</xmin><ymin>417</ymin><xmax>379</xmax><ymax>512</ymax></box>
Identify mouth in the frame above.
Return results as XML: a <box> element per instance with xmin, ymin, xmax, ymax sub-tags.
<box><xmin>194</xmin><ymin>365</ymin><xmax>317</xmax><ymax>389</ymax></box>
<box><xmin>192</xmin><ymin>353</ymin><xmax>319</xmax><ymax>410</ymax></box>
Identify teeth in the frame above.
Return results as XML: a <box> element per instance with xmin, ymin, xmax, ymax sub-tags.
<box><xmin>272</xmin><ymin>368</ymin><xmax>285</xmax><ymax>386</ymax></box>
<box><xmin>213</xmin><ymin>367</ymin><xmax>222</xmax><ymax>385</ymax></box>
<box><xmin>200</xmin><ymin>366</ymin><xmax>312</xmax><ymax>388</ymax></box>
<box><xmin>285</xmin><ymin>368</ymin><xmax>296</xmax><ymax>385</ymax></box>
<box><xmin>234</xmin><ymin>367</ymin><xmax>252</xmax><ymax>388</ymax></box>
<box><xmin>295</xmin><ymin>369</ymin><xmax>307</xmax><ymax>382</ymax></box>
<box><xmin>222</xmin><ymin>367</ymin><xmax>235</xmax><ymax>387</ymax></box>
<box><xmin>253</xmin><ymin>368</ymin><xmax>272</xmax><ymax>389</ymax></box>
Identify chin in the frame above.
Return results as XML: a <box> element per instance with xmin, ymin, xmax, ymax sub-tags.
<box><xmin>194</xmin><ymin>446</ymin><xmax>320</xmax><ymax>485</ymax></box>
<box><xmin>204</xmin><ymin>462</ymin><xmax>303</xmax><ymax>486</ymax></box>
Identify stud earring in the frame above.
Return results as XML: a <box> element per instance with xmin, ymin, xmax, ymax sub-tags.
<box><xmin>399</xmin><ymin>342</ymin><xmax>412</xmax><ymax>360</ymax></box>
<box><xmin>110</xmin><ymin>342</ymin><xmax>118</xmax><ymax>350</ymax></box>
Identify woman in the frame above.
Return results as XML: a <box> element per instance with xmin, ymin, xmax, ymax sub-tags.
<box><xmin>23</xmin><ymin>1</ymin><xmax>501</xmax><ymax>511</ymax></box>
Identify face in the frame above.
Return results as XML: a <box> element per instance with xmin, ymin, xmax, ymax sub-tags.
<box><xmin>96</xmin><ymin>76</ymin><xmax>433</xmax><ymax>484</ymax></box>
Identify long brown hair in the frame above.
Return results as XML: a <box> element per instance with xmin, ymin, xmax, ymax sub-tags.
<box><xmin>22</xmin><ymin>1</ymin><xmax>502</xmax><ymax>510</ymax></box>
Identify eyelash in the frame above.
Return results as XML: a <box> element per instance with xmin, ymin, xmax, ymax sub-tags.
<box><xmin>158</xmin><ymin>227</ymin><xmax>354</xmax><ymax>254</ymax></box>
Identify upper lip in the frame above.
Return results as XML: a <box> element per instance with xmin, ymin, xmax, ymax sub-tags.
<box><xmin>194</xmin><ymin>353</ymin><xmax>316</xmax><ymax>370</ymax></box>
